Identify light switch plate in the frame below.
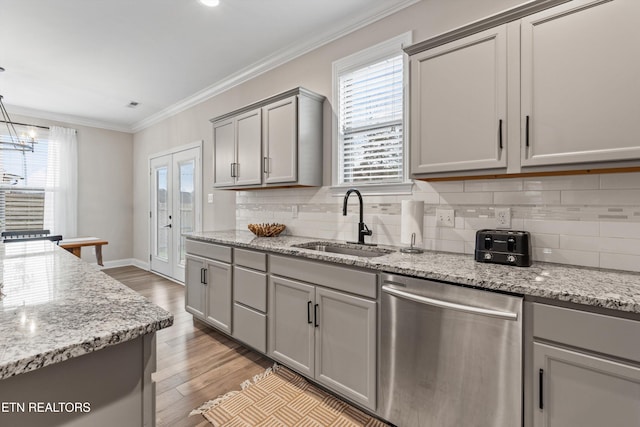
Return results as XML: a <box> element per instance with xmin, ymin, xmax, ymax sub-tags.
<box><xmin>495</xmin><ymin>207</ymin><xmax>511</xmax><ymax>228</ymax></box>
<box><xmin>436</xmin><ymin>208</ymin><xmax>455</xmax><ymax>227</ymax></box>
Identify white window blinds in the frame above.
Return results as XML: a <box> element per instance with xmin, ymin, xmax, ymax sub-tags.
<box><xmin>0</xmin><ymin>125</ymin><xmax>50</xmax><ymax>231</ymax></box>
<box><xmin>338</xmin><ymin>54</ymin><xmax>404</xmax><ymax>184</ymax></box>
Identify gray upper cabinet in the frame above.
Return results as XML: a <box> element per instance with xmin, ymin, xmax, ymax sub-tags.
<box><xmin>408</xmin><ymin>0</ymin><xmax>640</xmax><ymax>178</ymax></box>
<box><xmin>410</xmin><ymin>25</ymin><xmax>507</xmax><ymax>174</ymax></box>
<box><xmin>212</xmin><ymin>119</ymin><xmax>235</xmax><ymax>187</ymax></box>
<box><xmin>521</xmin><ymin>0</ymin><xmax>640</xmax><ymax>167</ymax></box>
<box><xmin>213</xmin><ymin>108</ymin><xmax>262</xmax><ymax>188</ymax></box>
<box><xmin>263</xmin><ymin>96</ymin><xmax>297</xmax><ymax>184</ymax></box>
<box><xmin>234</xmin><ymin>109</ymin><xmax>263</xmax><ymax>186</ymax></box>
<box><xmin>212</xmin><ymin>87</ymin><xmax>324</xmax><ymax>189</ymax></box>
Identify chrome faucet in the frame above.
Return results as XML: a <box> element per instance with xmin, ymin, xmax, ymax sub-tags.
<box><xmin>342</xmin><ymin>188</ymin><xmax>372</xmax><ymax>245</ymax></box>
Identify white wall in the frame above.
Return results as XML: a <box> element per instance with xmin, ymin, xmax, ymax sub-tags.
<box><xmin>12</xmin><ymin>114</ymin><xmax>134</xmax><ymax>265</ymax></box>
<box><xmin>130</xmin><ymin>0</ymin><xmax>640</xmax><ymax>273</ymax></box>
<box><xmin>132</xmin><ymin>0</ymin><xmax>527</xmax><ymax>263</ymax></box>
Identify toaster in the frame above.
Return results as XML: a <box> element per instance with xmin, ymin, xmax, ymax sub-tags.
<box><xmin>474</xmin><ymin>229</ymin><xmax>532</xmax><ymax>267</ymax></box>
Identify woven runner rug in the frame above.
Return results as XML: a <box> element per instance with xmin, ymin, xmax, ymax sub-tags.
<box><xmin>191</xmin><ymin>364</ymin><xmax>388</xmax><ymax>427</ymax></box>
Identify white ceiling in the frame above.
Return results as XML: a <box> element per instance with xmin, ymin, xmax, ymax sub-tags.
<box><xmin>1</xmin><ymin>0</ymin><xmax>418</xmax><ymax>132</ymax></box>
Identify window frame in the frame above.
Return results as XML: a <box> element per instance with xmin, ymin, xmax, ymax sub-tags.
<box><xmin>331</xmin><ymin>32</ymin><xmax>413</xmax><ymax>196</ymax></box>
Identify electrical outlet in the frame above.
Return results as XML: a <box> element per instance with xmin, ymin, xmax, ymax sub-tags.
<box><xmin>207</xmin><ymin>193</ymin><xmax>214</xmax><ymax>203</ymax></box>
<box><xmin>291</xmin><ymin>205</ymin><xmax>298</xmax><ymax>218</ymax></box>
<box><xmin>436</xmin><ymin>208</ymin><xmax>455</xmax><ymax>227</ymax></box>
<box><xmin>495</xmin><ymin>207</ymin><xmax>511</xmax><ymax>228</ymax></box>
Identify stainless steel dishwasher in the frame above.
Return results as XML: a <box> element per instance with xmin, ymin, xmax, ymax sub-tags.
<box><xmin>378</xmin><ymin>273</ymin><xmax>522</xmax><ymax>427</ymax></box>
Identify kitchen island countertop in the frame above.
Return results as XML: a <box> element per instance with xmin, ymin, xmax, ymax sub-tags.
<box><xmin>0</xmin><ymin>241</ymin><xmax>173</xmax><ymax>380</ymax></box>
<box><xmin>186</xmin><ymin>230</ymin><xmax>640</xmax><ymax>315</ymax></box>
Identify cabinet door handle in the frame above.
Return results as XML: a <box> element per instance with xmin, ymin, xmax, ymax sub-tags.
<box><xmin>200</xmin><ymin>267</ymin><xmax>204</xmax><ymax>284</ymax></box>
<box><xmin>230</xmin><ymin>163</ymin><xmax>235</xmax><ymax>178</ymax></box>
<box><xmin>314</xmin><ymin>303</ymin><xmax>319</xmax><ymax>327</ymax></box>
<box><xmin>263</xmin><ymin>157</ymin><xmax>269</xmax><ymax>174</ymax></box>
<box><xmin>539</xmin><ymin>368</ymin><xmax>544</xmax><ymax>410</ymax></box>
<box><xmin>307</xmin><ymin>301</ymin><xmax>312</xmax><ymax>324</ymax></box>
<box><xmin>498</xmin><ymin>119</ymin><xmax>503</xmax><ymax>150</ymax></box>
<box><xmin>526</xmin><ymin>116</ymin><xmax>530</xmax><ymax>149</ymax></box>
<box><xmin>202</xmin><ymin>268</ymin><xmax>208</xmax><ymax>285</ymax></box>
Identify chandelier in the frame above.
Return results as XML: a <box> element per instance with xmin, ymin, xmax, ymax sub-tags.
<box><xmin>0</xmin><ymin>94</ymin><xmax>36</xmax><ymax>153</ymax></box>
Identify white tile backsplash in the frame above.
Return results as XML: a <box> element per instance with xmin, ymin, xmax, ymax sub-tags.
<box><xmin>600</xmin><ymin>253</ymin><xmax>640</xmax><ymax>273</ymax></box>
<box><xmin>494</xmin><ymin>191</ymin><xmax>561</xmax><ymax>205</ymax></box>
<box><xmin>237</xmin><ymin>173</ymin><xmax>640</xmax><ymax>272</ymax></box>
<box><xmin>599</xmin><ymin>172</ymin><xmax>640</xmax><ymax>190</ymax></box>
<box><xmin>561</xmin><ymin>189</ymin><xmax>640</xmax><ymax>206</ymax></box>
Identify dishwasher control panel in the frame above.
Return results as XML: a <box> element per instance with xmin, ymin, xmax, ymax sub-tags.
<box><xmin>475</xmin><ymin>229</ymin><xmax>532</xmax><ymax>267</ymax></box>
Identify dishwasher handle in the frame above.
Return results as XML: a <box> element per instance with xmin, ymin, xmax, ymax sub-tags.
<box><xmin>382</xmin><ymin>285</ymin><xmax>518</xmax><ymax>321</ymax></box>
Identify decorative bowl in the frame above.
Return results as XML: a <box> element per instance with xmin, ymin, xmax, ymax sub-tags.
<box><xmin>248</xmin><ymin>223</ymin><xmax>286</xmax><ymax>237</ymax></box>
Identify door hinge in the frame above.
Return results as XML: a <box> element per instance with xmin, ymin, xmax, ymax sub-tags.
<box><xmin>150</xmin><ymin>211</ymin><xmax>152</xmax><ymax>218</ymax></box>
<box><xmin>149</xmin><ymin>254</ymin><xmax>152</xmax><ymax>261</ymax></box>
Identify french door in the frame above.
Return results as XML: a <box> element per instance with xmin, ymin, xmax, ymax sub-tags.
<box><xmin>150</xmin><ymin>144</ymin><xmax>202</xmax><ymax>282</ymax></box>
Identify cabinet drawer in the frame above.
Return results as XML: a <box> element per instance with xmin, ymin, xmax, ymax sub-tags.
<box><xmin>233</xmin><ymin>266</ymin><xmax>267</xmax><ymax>312</ymax></box>
<box><xmin>233</xmin><ymin>303</ymin><xmax>266</xmax><ymax>353</ymax></box>
<box><xmin>533</xmin><ymin>303</ymin><xmax>640</xmax><ymax>363</ymax></box>
<box><xmin>185</xmin><ymin>239</ymin><xmax>232</xmax><ymax>263</ymax></box>
<box><xmin>235</xmin><ymin>248</ymin><xmax>267</xmax><ymax>271</ymax></box>
<box><xmin>270</xmin><ymin>255</ymin><xmax>377</xmax><ymax>299</ymax></box>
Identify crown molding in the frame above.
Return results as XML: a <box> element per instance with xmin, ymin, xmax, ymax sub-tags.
<box><xmin>131</xmin><ymin>0</ymin><xmax>421</xmax><ymax>133</ymax></box>
<box><xmin>5</xmin><ymin>104</ymin><xmax>133</xmax><ymax>133</ymax></box>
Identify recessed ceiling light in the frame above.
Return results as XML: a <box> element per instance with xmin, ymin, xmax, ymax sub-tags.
<box><xmin>199</xmin><ymin>0</ymin><xmax>220</xmax><ymax>7</ymax></box>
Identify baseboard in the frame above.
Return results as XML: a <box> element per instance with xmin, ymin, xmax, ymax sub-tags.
<box><xmin>93</xmin><ymin>258</ymin><xmax>149</xmax><ymax>270</ymax></box>
<box><xmin>131</xmin><ymin>258</ymin><xmax>150</xmax><ymax>270</ymax></box>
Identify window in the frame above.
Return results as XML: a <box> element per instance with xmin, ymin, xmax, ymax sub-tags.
<box><xmin>0</xmin><ymin>124</ymin><xmax>77</xmax><ymax>236</ymax></box>
<box><xmin>333</xmin><ymin>33</ymin><xmax>411</xmax><ymax>191</ymax></box>
<box><xmin>0</xmin><ymin>126</ymin><xmax>49</xmax><ymax>231</ymax></box>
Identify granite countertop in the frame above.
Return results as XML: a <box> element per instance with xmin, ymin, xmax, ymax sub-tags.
<box><xmin>0</xmin><ymin>241</ymin><xmax>173</xmax><ymax>380</ymax></box>
<box><xmin>186</xmin><ymin>230</ymin><xmax>640</xmax><ymax>315</ymax></box>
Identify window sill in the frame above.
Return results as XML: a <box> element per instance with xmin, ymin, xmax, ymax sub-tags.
<box><xmin>329</xmin><ymin>181</ymin><xmax>414</xmax><ymax>197</ymax></box>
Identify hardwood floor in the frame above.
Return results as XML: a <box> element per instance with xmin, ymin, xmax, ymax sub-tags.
<box><xmin>104</xmin><ymin>266</ymin><xmax>273</xmax><ymax>427</ymax></box>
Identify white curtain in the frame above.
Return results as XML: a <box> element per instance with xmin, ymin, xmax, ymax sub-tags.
<box><xmin>45</xmin><ymin>126</ymin><xmax>78</xmax><ymax>238</ymax></box>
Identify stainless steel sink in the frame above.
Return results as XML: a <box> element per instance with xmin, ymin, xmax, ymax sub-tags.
<box><xmin>293</xmin><ymin>241</ymin><xmax>394</xmax><ymax>258</ymax></box>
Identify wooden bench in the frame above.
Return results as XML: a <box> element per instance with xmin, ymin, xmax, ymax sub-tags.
<box><xmin>60</xmin><ymin>237</ymin><xmax>109</xmax><ymax>266</ymax></box>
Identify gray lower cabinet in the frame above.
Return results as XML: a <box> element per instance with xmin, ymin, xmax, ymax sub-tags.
<box><xmin>533</xmin><ymin>342</ymin><xmax>640</xmax><ymax>427</ymax></box>
<box><xmin>185</xmin><ymin>251</ymin><xmax>232</xmax><ymax>334</ymax></box>
<box><xmin>527</xmin><ymin>302</ymin><xmax>640</xmax><ymax>427</ymax></box>
<box><xmin>268</xmin><ymin>275</ymin><xmax>315</xmax><ymax>377</ymax></box>
<box><xmin>205</xmin><ymin>259</ymin><xmax>232</xmax><ymax>333</ymax></box>
<box><xmin>185</xmin><ymin>256</ymin><xmax>207</xmax><ymax>319</ymax></box>
<box><xmin>232</xmin><ymin>251</ymin><xmax>268</xmax><ymax>352</ymax></box>
<box><xmin>268</xmin><ymin>274</ymin><xmax>377</xmax><ymax>411</ymax></box>
<box><xmin>314</xmin><ymin>286</ymin><xmax>376</xmax><ymax>411</ymax></box>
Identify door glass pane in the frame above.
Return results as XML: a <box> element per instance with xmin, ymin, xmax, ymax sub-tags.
<box><xmin>156</xmin><ymin>167</ymin><xmax>169</xmax><ymax>260</ymax></box>
<box><xmin>178</xmin><ymin>160</ymin><xmax>195</xmax><ymax>266</ymax></box>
